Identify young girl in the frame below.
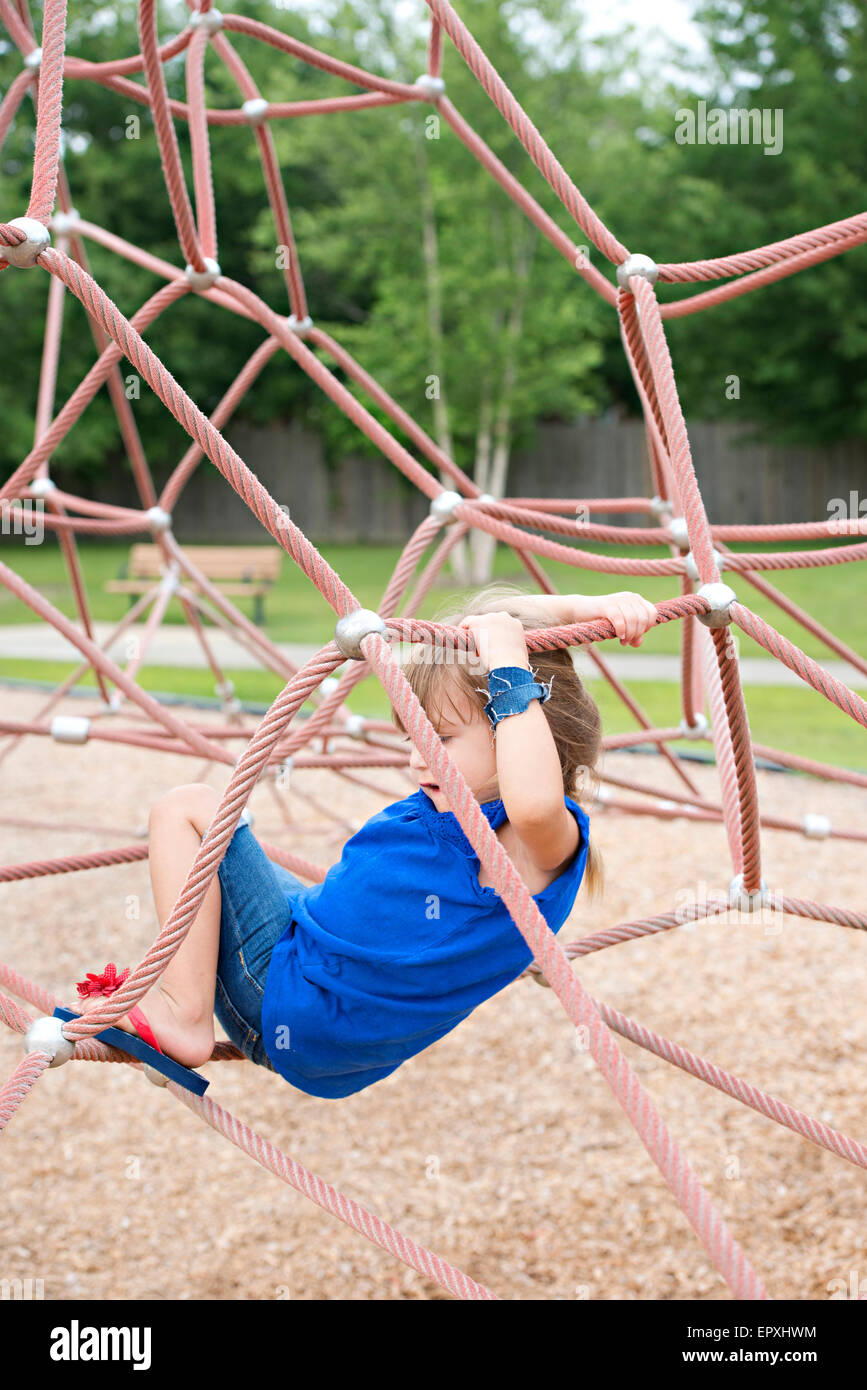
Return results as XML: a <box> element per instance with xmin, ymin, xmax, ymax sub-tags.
<box><xmin>72</xmin><ymin>583</ymin><xmax>657</xmax><ymax>1097</ymax></box>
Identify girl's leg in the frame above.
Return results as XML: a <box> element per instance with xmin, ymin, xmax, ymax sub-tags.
<box><xmin>147</xmin><ymin>782</ymin><xmax>225</xmax><ymax>1043</ymax></box>
<box><xmin>78</xmin><ymin>782</ymin><xmax>224</xmax><ymax>1069</ymax></box>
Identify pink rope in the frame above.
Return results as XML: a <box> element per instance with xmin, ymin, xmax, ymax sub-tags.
<box><xmin>2</xmin><ymin>0</ymin><xmax>865</xmax><ymax>1301</ymax></box>
<box><xmin>26</xmin><ymin>0</ymin><xmax>67</xmax><ymax>223</ymax></box>
<box><xmin>0</xmin><ymin>963</ymin><xmax>60</xmax><ymax>1016</ymax></box>
<box><xmin>659</xmin><ymin>212</ymin><xmax>867</xmax><ymax>285</ymax></box>
<box><xmin>210</xmin><ymin>31</ymin><xmax>307</xmax><ymax>316</ymax></box>
<box><xmin>732</xmin><ymin>603</ymin><xmax>867</xmax><ymax>726</ymax></box>
<box><xmin>750</xmin><ymin>745</ymin><xmax>867</xmax><ymax>789</ymax></box>
<box><xmin>0</xmin><ymin>67</ymin><xmax>36</xmax><ymax>150</ymax></box>
<box><xmin>0</xmin><ymin>844</ymin><xmax>149</xmax><ymax>882</ymax></box>
<box><xmin>172</xmin><ymin>1083</ymin><xmax>497</xmax><ymax>1300</ymax></box>
<box><xmin>62</xmin><ymin>26</ymin><xmax>190</xmax><ymax>79</ymax></box>
<box><xmin>185</xmin><ymin>25</ymin><xmax>218</xmax><ymax>262</ymax></box>
<box><xmin>0</xmin><ymin>988</ymin><xmax>34</xmax><ymax>1035</ymax></box>
<box><xmin>139</xmin><ymin>0</ymin><xmax>206</xmax><ymax>271</ymax></box>
<box><xmin>0</xmin><ymin>1051</ymin><xmax>52</xmax><ymax>1135</ymax></box>
<box><xmin>661</xmin><ymin>225</ymin><xmax>867</xmax><ymax>319</ymax></box>
<box><xmin>222</xmin><ymin>13</ymin><xmax>422</xmax><ymax>99</ymax></box>
<box><xmin>437</xmin><ymin>96</ymin><xmax>617</xmax><ymax>305</ymax></box>
<box><xmin>424</xmin><ymin>0</ymin><xmax>627</xmax><ymax>266</ymax></box>
<box><xmin>0</xmin><ymin>0</ymin><xmax>33</xmax><ymax>51</ymax></box>
<box><xmin>595</xmin><ymin>999</ymin><xmax>867</xmax><ymax>1169</ymax></box>
<box><xmin>364</xmin><ymin>630</ymin><xmax>767</xmax><ymax>1299</ymax></box>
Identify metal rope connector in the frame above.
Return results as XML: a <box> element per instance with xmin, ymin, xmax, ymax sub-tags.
<box><xmin>429</xmin><ymin>490</ymin><xmax>464</xmax><ymax>525</ymax></box>
<box><xmin>189</xmin><ymin>6</ymin><xmax>223</xmax><ymax>33</ymax></box>
<box><xmin>686</xmin><ymin>550</ymin><xmax>725</xmax><ymax>582</ymax></box>
<box><xmin>24</xmin><ymin>1016</ymin><xmax>75</xmax><ymax>1067</ymax></box>
<box><xmin>678</xmin><ymin>712</ymin><xmax>710</xmax><ymax>739</ymax></box>
<box><xmin>415</xmin><ymin>74</ymin><xmax>446</xmax><ymax>99</ymax></box>
<box><xmin>728</xmin><ymin>874</ymin><xmax>772</xmax><ymax>913</ymax></box>
<box><xmin>27</xmin><ymin>475</ymin><xmax>56</xmax><ymax>496</ymax></box>
<box><xmin>695</xmin><ymin>582</ymin><xmax>737</xmax><ymax>628</ymax></box>
<box><xmin>185</xmin><ymin>258</ymin><xmax>221</xmax><ymax>291</ymax></box>
<box><xmin>51</xmin><ymin>209</ymin><xmax>80</xmax><ymax>236</ymax></box>
<box><xmin>334</xmin><ymin>608</ymin><xmax>388</xmax><ymax>659</ymax></box>
<box><xmin>241</xmin><ymin>98</ymin><xmax>269</xmax><ymax>126</ymax></box>
<box><xmin>51</xmin><ymin>715</ymin><xmax>91</xmax><ymax>744</ymax></box>
<box><xmin>803</xmin><ymin>813</ymin><xmax>831</xmax><ymax>838</ymax></box>
<box><xmin>145</xmin><ymin>506</ymin><xmax>172</xmax><ymax>533</ymax></box>
<box><xmin>2</xmin><ymin>217</ymin><xmax>50</xmax><ymax>268</ymax></box>
<box><xmin>616</xmin><ymin>253</ymin><xmax>658</xmax><ymax>291</ymax></box>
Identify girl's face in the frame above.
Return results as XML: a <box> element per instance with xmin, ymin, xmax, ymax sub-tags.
<box><xmin>407</xmin><ymin>682</ymin><xmax>499</xmax><ymax>810</ymax></box>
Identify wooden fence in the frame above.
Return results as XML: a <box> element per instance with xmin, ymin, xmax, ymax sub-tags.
<box><xmin>63</xmin><ymin>414</ymin><xmax>867</xmax><ymax>544</ymax></box>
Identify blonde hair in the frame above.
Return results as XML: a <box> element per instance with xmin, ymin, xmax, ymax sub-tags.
<box><xmin>392</xmin><ymin>582</ymin><xmax>604</xmax><ymax>901</ymax></box>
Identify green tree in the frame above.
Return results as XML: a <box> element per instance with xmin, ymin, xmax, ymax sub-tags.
<box><xmin>656</xmin><ymin>0</ymin><xmax>867</xmax><ymax>444</ymax></box>
<box><xmin>2</xmin><ymin>0</ymin><xmax>863</xmax><ymax>529</ymax></box>
<box><xmin>254</xmin><ymin>0</ymin><xmax>611</xmax><ymax>579</ymax></box>
<box><xmin>0</xmin><ymin>0</ymin><xmax>330</xmax><ymax>478</ymax></box>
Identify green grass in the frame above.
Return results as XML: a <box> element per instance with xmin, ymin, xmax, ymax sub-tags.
<box><xmin>1</xmin><ymin>665</ymin><xmax>863</xmax><ymax>773</ymax></box>
<box><xmin>1</xmin><ymin>536</ymin><xmax>866</xmax><ymax>661</ymax></box>
<box><xmin>1</xmin><ymin>536</ymin><xmax>864</xmax><ymax>771</ymax></box>
<box><xmin>590</xmin><ymin>679</ymin><xmax>866</xmax><ymax>773</ymax></box>
<box><xmin>0</xmin><ymin>660</ymin><xmax>312</xmax><ymax>708</ymax></box>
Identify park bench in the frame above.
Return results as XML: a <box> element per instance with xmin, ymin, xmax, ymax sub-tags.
<box><xmin>106</xmin><ymin>544</ymin><xmax>282</xmax><ymax>625</ymax></box>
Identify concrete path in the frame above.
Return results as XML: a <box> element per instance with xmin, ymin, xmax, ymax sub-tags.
<box><xmin>1</xmin><ymin>622</ymin><xmax>864</xmax><ymax>688</ymax></box>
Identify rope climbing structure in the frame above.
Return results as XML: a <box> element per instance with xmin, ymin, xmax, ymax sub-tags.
<box><xmin>1</xmin><ymin>0</ymin><xmax>866</xmax><ymax>1301</ymax></box>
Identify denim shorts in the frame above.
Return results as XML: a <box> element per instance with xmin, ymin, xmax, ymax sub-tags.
<box><xmin>215</xmin><ymin>822</ymin><xmax>306</xmax><ymax>1070</ymax></box>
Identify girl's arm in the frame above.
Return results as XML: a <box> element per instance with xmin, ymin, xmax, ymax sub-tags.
<box><xmin>457</xmin><ymin>612</ymin><xmax>578</xmax><ymax>872</ymax></box>
<box><xmin>524</xmin><ymin>591</ymin><xmax>659</xmax><ymax>647</ymax></box>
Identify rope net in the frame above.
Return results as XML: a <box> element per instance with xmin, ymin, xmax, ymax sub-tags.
<box><xmin>1</xmin><ymin>0</ymin><xmax>866</xmax><ymax>1301</ymax></box>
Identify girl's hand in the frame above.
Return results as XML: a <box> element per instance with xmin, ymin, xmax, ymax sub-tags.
<box><xmin>457</xmin><ymin>611</ymin><xmax>530</xmax><ymax>670</ymax></box>
<box><xmin>592</xmin><ymin>591</ymin><xmax>659</xmax><ymax>646</ymax></box>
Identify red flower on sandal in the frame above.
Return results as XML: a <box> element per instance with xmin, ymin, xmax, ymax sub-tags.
<box><xmin>75</xmin><ymin>962</ymin><xmax>130</xmax><ymax>999</ymax></box>
<box><xmin>62</xmin><ymin>961</ymin><xmax>208</xmax><ymax>1094</ymax></box>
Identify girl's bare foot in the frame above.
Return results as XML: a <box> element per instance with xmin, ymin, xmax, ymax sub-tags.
<box><xmin>73</xmin><ymin>987</ymin><xmax>215</xmax><ymax>1070</ymax></box>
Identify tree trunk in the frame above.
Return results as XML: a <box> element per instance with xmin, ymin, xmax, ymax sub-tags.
<box><xmin>470</xmin><ymin>222</ymin><xmax>539</xmax><ymax>585</ymax></box>
<box><xmin>473</xmin><ymin>385</ymin><xmax>495</xmax><ymax>500</ymax></box>
<box><xmin>416</xmin><ymin>128</ymin><xmax>470</xmax><ymax>585</ymax></box>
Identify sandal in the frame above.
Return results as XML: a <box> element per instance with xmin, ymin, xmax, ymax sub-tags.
<box><xmin>53</xmin><ymin>962</ymin><xmax>209</xmax><ymax>1096</ymax></box>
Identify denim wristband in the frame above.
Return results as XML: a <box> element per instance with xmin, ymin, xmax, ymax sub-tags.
<box><xmin>487</xmin><ymin>665</ymin><xmax>536</xmax><ymax>694</ymax></box>
<box><xmin>481</xmin><ymin>665</ymin><xmax>554</xmax><ymax>728</ymax></box>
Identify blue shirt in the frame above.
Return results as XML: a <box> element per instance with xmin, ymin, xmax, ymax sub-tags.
<box><xmin>260</xmin><ymin>788</ymin><xmax>590</xmax><ymax>1098</ymax></box>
